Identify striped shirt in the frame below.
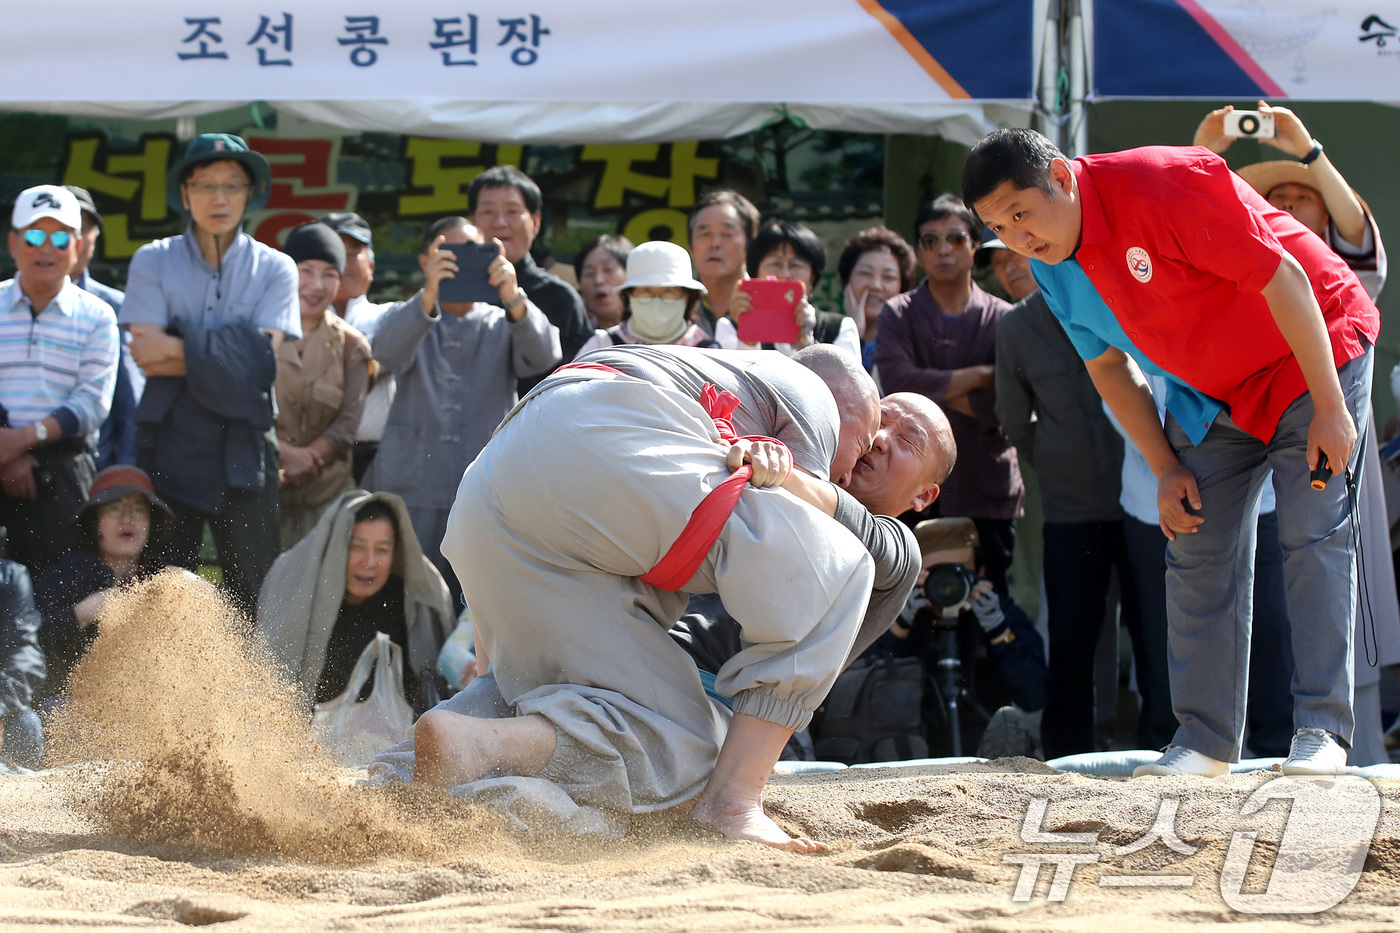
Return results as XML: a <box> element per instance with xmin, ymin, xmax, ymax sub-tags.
<box><xmin>0</xmin><ymin>276</ymin><xmax>120</xmax><ymax>439</ymax></box>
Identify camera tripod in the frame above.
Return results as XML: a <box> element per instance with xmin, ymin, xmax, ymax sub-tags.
<box><xmin>923</xmin><ymin>613</ymin><xmax>996</xmax><ymax>757</ymax></box>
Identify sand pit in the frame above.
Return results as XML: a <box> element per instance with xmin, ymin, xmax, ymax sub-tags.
<box><xmin>2</xmin><ymin>572</ymin><xmax>1398</xmax><ymax>930</ymax></box>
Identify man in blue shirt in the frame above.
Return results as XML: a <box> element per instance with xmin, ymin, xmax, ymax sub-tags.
<box><xmin>119</xmin><ymin>135</ymin><xmax>299</xmax><ymax>614</ymax></box>
<box><xmin>64</xmin><ymin>186</ymin><xmax>142</xmax><ymax>470</ymax></box>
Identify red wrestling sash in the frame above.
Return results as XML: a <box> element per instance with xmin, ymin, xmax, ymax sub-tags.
<box><xmin>555</xmin><ymin>361</ymin><xmax>787</xmax><ymax>591</ymax></box>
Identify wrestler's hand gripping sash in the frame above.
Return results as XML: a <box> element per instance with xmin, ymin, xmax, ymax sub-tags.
<box><xmin>556</xmin><ymin>361</ymin><xmax>788</xmax><ymax>591</ymax></box>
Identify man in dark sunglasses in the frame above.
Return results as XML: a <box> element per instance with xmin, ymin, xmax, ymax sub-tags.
<box><xmin>874</xmin><ymin>194</ymin><xmax>1024</xmax><ymax>597</ymax></box>
<box><xmin>0</xmin><ymin>185</ymin><xmax>120</xmax><ymax>575</ymax></box>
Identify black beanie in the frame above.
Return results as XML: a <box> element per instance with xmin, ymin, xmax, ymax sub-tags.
<box><xmin>283</xmin><ymin>222</ymin><xmax>346</xmax><ymax>273</ymax></box>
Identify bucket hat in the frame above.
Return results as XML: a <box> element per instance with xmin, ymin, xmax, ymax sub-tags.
<box><xmin>618</xmin><ymin>241</ymin><xmax>706</xmax><ymax>294</ymax></box>
<box><xmin>165</xmin><ymin>133</ymin><xmax>273</xmax><ymax>214</ymax></box>
<box><xmin>69</xmin><ymin>466</ymin><xmax>175</xmax><ymax>550</ymax></box>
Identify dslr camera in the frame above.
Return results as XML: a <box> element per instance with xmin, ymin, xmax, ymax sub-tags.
<box><xmin>923</xmin><ymin>563</ymin><xmax>978</xmax><ymax>615</ymax></box>
<box><xmin>1223</xmin><ymin>110</ymin><xmax>1275</xmax><ymax>139</ymax></box>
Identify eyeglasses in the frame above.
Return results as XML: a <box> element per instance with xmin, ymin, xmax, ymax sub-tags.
<box><xmin>99</xmin><ymin>501</ymin><xmax>150</xmax><ymax>520</ymax></box>
<box><xmin>185</xmin><ymin>182</ymin><xmax>251</xmax><ymax>198</ymax></box>
<box><xmin>21</xmin><ymin>229</ymin><xmax>73</xmax><ymax>249</ymax></box>
<box><xmin>918</xmin><ymin>231</ymin><xmax>971</xmax><ymax>250</ymax></box>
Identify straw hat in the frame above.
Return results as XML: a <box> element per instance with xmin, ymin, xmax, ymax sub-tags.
<box><xmin>1235</xmin><ymin>161</ymin><xmax>1371</xmax><ymax>216</ymax></box>
<box><xmin>617</xmin><ymin>241</ymin><xmax>706</xmax><ymax>294</ymax></box>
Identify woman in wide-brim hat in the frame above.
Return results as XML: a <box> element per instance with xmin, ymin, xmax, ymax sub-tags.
<box><xmin>33</xmin><ymin>466</ymin><xmax>175</xmax><ymax>706</ymax></box>
<box><xmin>1194</xmin><ymin>100</ymin><xmax>1384</xmax><ymax>301</ymax></box>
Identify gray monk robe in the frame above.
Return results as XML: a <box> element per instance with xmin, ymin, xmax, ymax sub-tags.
<box><xmin>363</xmin><ymin>291</ymin><xmax>560</xmax><ymax>599</ymax></box>
<box><xmin>370</xmin><ymin>347</ymin><xmax>873</xmax><ymax>832</ymax></box>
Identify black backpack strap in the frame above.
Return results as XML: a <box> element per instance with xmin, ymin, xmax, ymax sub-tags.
<box><xmin>813</xmin><ymin>311</ymin><xmax>844</xmax><ymax>346</ymax></box>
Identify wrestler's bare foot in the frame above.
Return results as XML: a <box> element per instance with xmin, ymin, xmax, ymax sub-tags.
<box><xmin>413</xmin><ymin>710</ymin><xmax>557</xmax><ymax>789</ymax></box>
<box><xmin>690</xmin><ymin>711</ymin><xmax>826</xmax><ymax>853</ymax></box>
<box><xmin>690</xmin><ymin>785</ymin><xmax>827</xmax><ymax>853</ymax></box>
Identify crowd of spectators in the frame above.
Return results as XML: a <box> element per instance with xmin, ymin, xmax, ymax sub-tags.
<box><xmin>1</xmin><ymin>110</ymin><xmax>1396</xmax><ymax>773</ymax></box>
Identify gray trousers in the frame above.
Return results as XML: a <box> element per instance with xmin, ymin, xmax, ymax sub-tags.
<box><xmin>439</xmin><ymin>372</ymin><xmax>873</xmax><ymax>813</ymax></box>
<box><xmin>1164</xmin><ymin>348</ymin><xmax>1373</xmax><ymax>761</ymax></box>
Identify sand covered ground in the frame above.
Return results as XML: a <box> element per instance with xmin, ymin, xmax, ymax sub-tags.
<box><xmin>1</xmin><ymin>572</ymin><xmax>1397</xmax><ymax>931</ymax></box>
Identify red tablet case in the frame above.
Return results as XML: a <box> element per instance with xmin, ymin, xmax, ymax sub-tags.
<box><xmin>736</xmin><ymin>279</ymin><xmax>801</xmax><ymax>344</ymax></box>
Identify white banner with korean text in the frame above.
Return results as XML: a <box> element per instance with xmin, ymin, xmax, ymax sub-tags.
<box><xmin>0</xmin><ymin>0</ymin><xmax>1040</xmax><ymax>141</ymax></box>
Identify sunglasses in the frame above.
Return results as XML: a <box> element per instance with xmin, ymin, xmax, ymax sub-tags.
<box><xmin>918</xmin><ymin>231</ymin><xmax>971</xmax><ymax>250</ymax></box>
<box><xmin>21</xmin><ymin>229</ymin><xmax>73</xmax><ymax>249</ymax></box>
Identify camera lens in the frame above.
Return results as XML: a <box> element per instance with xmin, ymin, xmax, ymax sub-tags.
<box><xmin>924</xmin><ymin>564</ymin><xmax>974</xmax><ymax>609</ymax></box>
<box><xmin>1239</xmin><ymin>115</ymin><xmax>1259</xmax><ymax>135</ymax></box>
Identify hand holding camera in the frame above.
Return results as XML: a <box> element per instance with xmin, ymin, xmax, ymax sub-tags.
<box><xmin>1222</xmin><ymin>109</ymin><xmax>1275</xmax><ymax>140</ymax></box>
<box><xmin>1194</xmin><ymin>103</ymin><xmax>1278</xmax><ymax>154</ymax></box>
<box><xmin>483</xmin><ymin>239</ymin><xmax>528</xmax><ymax>321</ymax></box>
<box><xmin>967</xmin><ymin>581</ymin><xmax>1004</xmax><ymax>633</ymax></box>
<box><xmin>420</xmin><ymin>234</ymin><xmax>459</xmax><ymax>312</ymax></box>
<box><xmin>1251</xmin><ymin>101</ymin><xmax>1319</xmax><ymax>161</ymax></box>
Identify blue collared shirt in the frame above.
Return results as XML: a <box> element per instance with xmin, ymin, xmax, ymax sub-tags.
<box><xmin>1031</xmin><ymin>257</ymin><xmax>1223</xmax><ymax>446</ymax></box>
<box><xmin>119</xmin><ymin>225</ymin><xmax>300</xmax><ymax>339</ymax></box>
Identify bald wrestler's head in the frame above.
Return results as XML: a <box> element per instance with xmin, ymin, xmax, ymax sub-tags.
<box><xmin>841</xmin><ymin>392</ymin><xmax>956</xmax><ymax>517</ymax></box>
<box><xmin>792</xmin><ymin>344</ymin><xmax>880</xmax><ymax>484</ymax></box>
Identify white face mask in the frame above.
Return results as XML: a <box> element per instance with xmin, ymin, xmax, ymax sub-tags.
<box><xmin>627</xmin><ymin>295</ymin><xmax>689</xmax><ymax>344</ymax></box>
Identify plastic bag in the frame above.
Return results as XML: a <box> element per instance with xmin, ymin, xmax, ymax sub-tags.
<box><xmin>437</xmin><ymin>606</ymin><xmax>477</xmax><ymax>692</ymax></box>
<box><xmin>311</xmin><ymin>631</ymin><xmax>415</xmax><ymax>767</ymax></box>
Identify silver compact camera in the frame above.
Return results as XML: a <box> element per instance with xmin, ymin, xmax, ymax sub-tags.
<box><xmin>1223</xmin><ymin>110</ymin><xmax>1275</xmax><ymax>139</ymax></box>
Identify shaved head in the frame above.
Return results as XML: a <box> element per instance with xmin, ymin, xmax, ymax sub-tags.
<box><xmin>843</xmin><ymin>392</ymin><xmax>957</xmax><ymax>517</ymax></box>
<box><xmin>793</xmin><ymin>345</ymin><xmax>880</xmax><ymax>484</ymax></box>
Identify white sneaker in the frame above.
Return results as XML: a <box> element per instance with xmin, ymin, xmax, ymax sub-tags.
<box><xmin>1282</xmin><ymin>727</ymin><xmax>1348</xmax><ymax>776</ymax></box>
<box><xmin>1132</xmin><ymin>745</ymin><xmax>1229</xmax><ymax>778</ymax></box>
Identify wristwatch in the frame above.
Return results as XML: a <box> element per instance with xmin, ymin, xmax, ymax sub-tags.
<box><xmin>31</xmin><ymin>420</ymin><xmax>48</xmax><ymax>444</ymax></box>
<box><xmin>1300</xmin><ymin>140</ymin><xmax>1324</xmax><ymax>165</ymax></box>
<box><xmin>503</xmin><ymin>293</ymin><xmax>527</xmax><ymax>310</ymax></box>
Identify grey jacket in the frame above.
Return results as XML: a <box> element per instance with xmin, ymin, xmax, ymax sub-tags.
<box><xmin>994</xmin><ymin>292</ymin><xmax>1123</xmax><ymax>524</ymax></box>
<box><xmin>257</xmin><ymin>490</ymin><xmax>455</xmax><ymax>695</ymax></box>
<box><xmin>365</xmin><ymin>292</ymin><xmax>560</xmax><ymax>509</ymax></box>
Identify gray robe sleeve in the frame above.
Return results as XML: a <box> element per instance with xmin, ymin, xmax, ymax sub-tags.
<box><xmin>370</xmin><ymin>293</ymin><xmax>437</xmax><ymax>376</ymax></box>
<box><xmin>831</xmin><ymin>487</ymin><xmax>921</xmax><ymax>664</ymax></box>
<box><xmin>509</xmin><ymin>300</ymin><xmax>562</xmax><ymax>379</ymax></box>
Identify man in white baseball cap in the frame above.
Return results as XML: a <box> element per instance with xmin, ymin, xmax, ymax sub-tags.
<box><xmin>0</xmin><ymin>185</ymin><xmax>120</xmax><ymax>574</ymax></box>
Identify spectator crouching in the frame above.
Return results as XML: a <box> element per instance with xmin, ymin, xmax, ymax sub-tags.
<box><xmin>258</xmin><ymin>491</ymin><xmax>455</xmax><ymax>714</ymax></box>
<box><xmin>34</xmin><ymin>466</ymin><xmax>171</xmax><ymax>710</ymax></box>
